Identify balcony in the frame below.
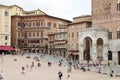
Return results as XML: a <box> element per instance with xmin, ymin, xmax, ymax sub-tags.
<box><xmin>18</xmin><ymin>44</ymin><xmax>46</xmax><ymax>48</ymax></box>
<box><xmin>54</xmin><ymin>40</ymin><xmax>67</xmax><ymax>44</ymax></box>
<box><xmin>17</xmin><ymin>26</ymin><xmax>50</xmax><ymax>29</ymax></box>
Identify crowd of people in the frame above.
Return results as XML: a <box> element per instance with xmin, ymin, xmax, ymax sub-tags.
<box><xmin>19</xmin><ymin>53</ymin><xmax>72</xmax><ymax>80</ymax></box>
<box><xmin>0</xmin><ymin>52</ymin><xmax>112</xmax><ymax>80</ymax></box>
<box><xmin>19</xmin><ymin>52</ymin><xmax>109</xmax><ymax>80</ymax></box>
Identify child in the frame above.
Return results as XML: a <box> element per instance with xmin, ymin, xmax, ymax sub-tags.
<box><xmin>21</xmin><ymin>66</ymin><xmax>25</xmax><ymax>74</ymax></box>
<box><xmin>67</xmin><ymin>74</ymin><xmax>70</xmax><ymax>80</ymax></box>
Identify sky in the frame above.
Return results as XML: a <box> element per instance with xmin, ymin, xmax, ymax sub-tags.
<box><xmin>0</xmin><ymin>0</ymin><xmax>91</xmax><ymax>21</ymax></box>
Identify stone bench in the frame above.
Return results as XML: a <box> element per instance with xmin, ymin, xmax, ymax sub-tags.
<box><xmin>108</xmin><ymin>65</ymin><xmax>120</xmax><ymax>77</ymax></box>
<box><xmin>112</xmin><ymin>69</ymin><xmax>120</xmax><ymax>76</ymax></box>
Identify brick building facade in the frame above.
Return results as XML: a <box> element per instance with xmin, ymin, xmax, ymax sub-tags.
<box><xmin>11</xmin><ymin>15</ymin><xmax>71</xmax><ymax>54</ymax></box>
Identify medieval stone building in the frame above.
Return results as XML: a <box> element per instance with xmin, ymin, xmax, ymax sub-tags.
<box><xmin>79</xmin><ymin>0</ymin><xmax>120</xmax><ymax>65</ymax></box>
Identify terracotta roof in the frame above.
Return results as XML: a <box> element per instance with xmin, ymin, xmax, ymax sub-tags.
<box><xmin>11</xmin><ymin>5</ymin><xmax>23</xmax><ymax>9</ymax></box>
<box><xmin>23</xmin><ymin>8</ymin><xmax>47</xmax><ymax>15</ymax></box>
<box><xmin>0</xmin><ymin>4</ymin><xmax>12</xmax><ymax>8</ymax></box>
<box><xmin>12</xmin><ymin>15</ymin><xmax>72</xmax><ymax>23</ymax></box>
<box><xmin>73</xmin><ymin>15</ymin><xmax>91</xmax><ymax>19</ymax></box>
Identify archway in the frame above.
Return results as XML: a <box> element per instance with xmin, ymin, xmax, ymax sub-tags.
<box><xmin>97</xmin><ymin>38</ymin><xmax>103</xmax><ymax>61</ymax></box>
<box><xmin>83</xmin><ymin>37</ymin><xmax>92</xmax><ymax>61</ymax></box>
<box><xmin>118</xmin><ymin>51</ymin><xmax>120</xmax><ymax>65</ymax></box>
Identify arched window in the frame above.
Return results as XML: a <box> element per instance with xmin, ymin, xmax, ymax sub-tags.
<box><xmin>117</xmin><ymin>27</ymin><xmax>120</xmax><ymax>39</ymax></box>
<box><xmin>117</xmin><ymin>0</ymin><xmax>120</xmax><ymax>11</ymax></box>
<box><xmin>108</xmin><ymin>28</ymin><xmax>112</xmax><ymax>39</ymax></box>
<box><xmin>97</xmin><ymin>38</ymin><xmax>103</xmax><ymax>61</ymax></box>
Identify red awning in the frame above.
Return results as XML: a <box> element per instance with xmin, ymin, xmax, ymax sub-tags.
<box><xmin>0</xmin><ymin>46</ymin><xmax>15</xmax><ymax>51</ymax></box>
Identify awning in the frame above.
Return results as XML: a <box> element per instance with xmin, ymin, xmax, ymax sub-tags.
<box><xmin>72</xmin><ymin>52</ymin><xmax>79</xmax><ymax>55</ymax></box>
<box><xmin>0</xmin><ymin>46</ymin><xmax>15</xmax><ymax>51</ymax></box>
<box><xmin>54</xmin><ymin>41</ymin><xmax>66</xmax><ymax>44</ymax></box>
<box><xmin>67</xmin><ymin>52</ymin><xmax>79</xmax><ymax>56</ymax></box>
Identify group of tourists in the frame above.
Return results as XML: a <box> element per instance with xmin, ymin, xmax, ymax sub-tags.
<box><xmin>21</xmin><ymin>61</ymin><xmax>41</xmax><ymax>74</ymax></box>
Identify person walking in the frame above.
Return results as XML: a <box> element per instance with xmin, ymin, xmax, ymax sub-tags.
<box><xmin>21</xmin><ymin>66</ymin><xmax>25</xmax><ymax>74</ymax></box>
<box><xmin>30</xmin><ymin>61</ymin><xmax>34</xmax><ymax>71</ymax></box>
<box><xmin>58</xmin><ymin>60</ymin><xmax>62</xmax><ymax>67</ymax></box>
<box><xmin>37</xmin><ymin>62</ymin><xmax>41</xmax><ymax>67</ymax></box>
<box><xmin>67</xmin><ymin>74</ymin><xmax>70</xmax><ymax>80</ymax></box>
<box><xmin>26</xmin><ymin>63</ymin><xmax>29</xmax><ymax>67</ymax></box>
<box><xmin>32</xmin><ymin>61</ymin><xmax>34</xmax><ymax>67</ymax></box>
<box><xmin>58</xmin><ymin>71</ymin><xmax>63</xmax><ymax>80</ymax></box>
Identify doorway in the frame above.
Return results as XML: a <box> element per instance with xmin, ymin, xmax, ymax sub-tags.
<box><xmin>118</xmin><ymin>51</ymin><xmax>120</xmax><ymax>65</ymax></box>
<box><xmin>83</xmin><ymin>37</ymin><xmax>92</xmax><ymax>61</ymax></box>
<box><xmin>108</xmin><ymin>51</ymin><xmax>112</xmax><ymax>60</ymax></box>
<box><xmin>97</xmin><ymin>38</ymin><xmax>103</xmax><ymax>61</ymax></box>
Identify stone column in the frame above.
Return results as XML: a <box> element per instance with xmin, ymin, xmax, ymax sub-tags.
<box><xmin>103</xmin><ymin>44</ymin><xmax>108</xmax><ymax>63</ymax></box>
<box><xmin>79</xmin><ymin>44</ymin><xmax>83</xmax><ymax>63</ymax></box>
<box><xmin>92</xmin><ymin>43</ymin><xmax>97</xmax><ymax>61</ymax></box>
<box><xmin>90</xmin><ymin>45</ymin><xmax>92</xmax><ymax>60</ymax></box>
<box><xmin>112</xmin><ymin>51</ymin><xmax>118</xmax><ymax>65</ymax></box>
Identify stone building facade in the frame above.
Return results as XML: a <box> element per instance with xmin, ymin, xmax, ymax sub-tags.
<box><xmin>79</xmin><ymin>0</ymin><xmax>120</xmax><ymax>65</ymax></box>
<box><xmin>0</xmin><ymin>5</ymin><xmax>11</xmax><ymax>46</ymax></box>
<box><xmin>67</xmin><ymin>15</ymin><xmax>92</xmax><ymax>61</ymax></box>
<box><xmin>79</xmin><ymin>27</ymin><xmax>109</xmax><ymax>64</ymax></box>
